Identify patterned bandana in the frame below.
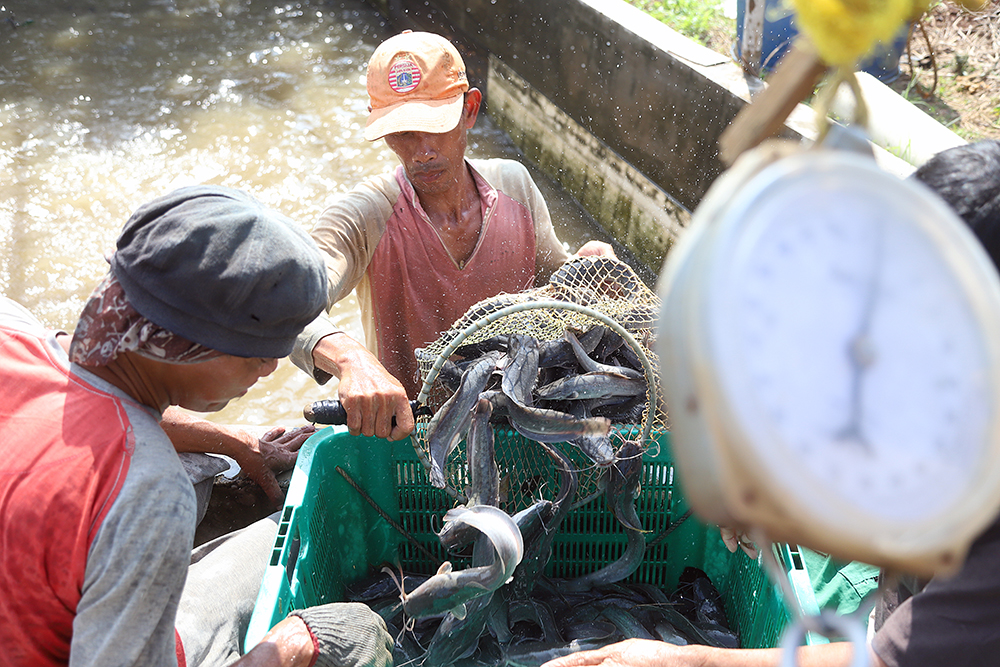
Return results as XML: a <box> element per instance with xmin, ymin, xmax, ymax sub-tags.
<box><xmin>69</xmin><ymin>272</ymin><xmax>225</xmax><ymax>366</ymax></box>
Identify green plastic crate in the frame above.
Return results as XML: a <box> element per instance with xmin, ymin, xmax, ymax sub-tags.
<box><xmin>245</xmin><ymin>426</ymin><xmax>812</xmax><ymax>653</ymax></box>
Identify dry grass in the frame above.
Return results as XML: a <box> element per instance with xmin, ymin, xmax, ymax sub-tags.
<box><xmin>888</xmin><ymin>1</ymin><xmax>1000</xmax><ymax>141</ymax></box>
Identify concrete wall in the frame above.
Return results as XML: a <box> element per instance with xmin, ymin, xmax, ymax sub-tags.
<box><xmin>365</xmin><ymin>0</ymin><xmax>960</xmax><ymax>273</ymax></box>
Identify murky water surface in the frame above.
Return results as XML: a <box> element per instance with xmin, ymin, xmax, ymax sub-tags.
<box><xmin>0</xmin><ymin>0</ymin><xmax>611</xmax><ymax>426</ymax></box>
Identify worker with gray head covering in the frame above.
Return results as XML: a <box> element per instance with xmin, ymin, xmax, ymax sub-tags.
<box><xmin>0</xmin><ymin>185</ymin><xmax>392</xmax><ymax>667</ymax></box>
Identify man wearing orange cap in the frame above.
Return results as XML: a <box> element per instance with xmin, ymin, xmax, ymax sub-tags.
<box><xmin>291</xmin><ymin>31</ymin><xmax>615</xmax><ymax>441</ymax></box>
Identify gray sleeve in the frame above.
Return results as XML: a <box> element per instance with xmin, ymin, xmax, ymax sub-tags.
<box><xmin>0</xmin><ymin>296</ymin><xmax>50</xmax><ymax>334</ymax></box>
<box><xmin>69</xmin><ymin>411</ymin><xmax>198</xmax><ymax>667</ymax></box>
<box><xmin>310</xmin><ymin>173</ymin><xmax>396</xmax><ymax>305</ymax></box>
<box><xmin>525</xmin><ymin>170</ymin><xmax>572</xmax><ymax>284</ymax></box>
<box><xmin>289</xmin><ymin>313</ymin><xmax>340</xmax><ymax>384</ymax></box>
<box><xmin>292</xmin><ymin>173</ymin><xmax>397</xmax><ymax>382</ymax></box>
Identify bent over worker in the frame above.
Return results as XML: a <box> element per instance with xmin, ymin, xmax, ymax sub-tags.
<box><xmin>0</xmin><ymin>185</ymin><xmax>392</xmax><ymax>667</ymax></box>
<box><xmin>291</xmin><ymin>31</ymin><xmax>616</xmax><ymax>441</ymax></box>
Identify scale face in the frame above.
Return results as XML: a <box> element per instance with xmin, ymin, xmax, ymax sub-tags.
<box><xmin>657</xmin><ymin>146</ymin><xmax>1000</xmax><ymax>575</ymax></box>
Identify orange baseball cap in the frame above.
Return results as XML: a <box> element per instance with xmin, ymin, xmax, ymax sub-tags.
<box><xmin>364</xmin><ymin>31</ymin><xmax>469</xmax><ymax>141</ymax></box>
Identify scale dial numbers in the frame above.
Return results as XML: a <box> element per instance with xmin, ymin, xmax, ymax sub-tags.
<box><xmin>711</xmin><ymin>181</ymin><xmax>992</xmax><ymax>527</ymax></box>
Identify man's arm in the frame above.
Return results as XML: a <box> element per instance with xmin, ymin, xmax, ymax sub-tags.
<box><xmin>235</xmin><ymin>617</ymin><xmax>316</xmax><ymax>667</ymax></box>
<box><xmin>541</xmin><ymin>638</ymin><xmax>877</xmax><ymax>667</ymax></box>
<box><xmin>161</xmin><ymin>407</ymin><xmax>315</xmax><ymax>506</ymax></box>
<box><xmin>239</xmin><ymin>603</ymin><xmax>393</xmax><ymax>667</ymax></box>
<box><xmin>290</xmin><ymin>174</ymin><xmax>411</xmax><ymax>438</ymax></box>
<box><xmin>310</xmin><ymin>332</ymin><xmax>414</xmax><ymax>441</ymax></box>
<box><xmin>512</xmin><ymin>161</ymin><xmax>616</xmax><ymax>280</ymax></box>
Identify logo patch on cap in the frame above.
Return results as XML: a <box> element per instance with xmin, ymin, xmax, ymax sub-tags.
<box><xmin>388</xmin><ymin>58</ymin><xmax>422</xmax><ymax>94</ymax></box>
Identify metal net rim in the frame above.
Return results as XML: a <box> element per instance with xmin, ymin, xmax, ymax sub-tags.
<box><xmin>412</xmin><ymin>300</ymin><xmax>660</xmax><ymax>503</ymax></box>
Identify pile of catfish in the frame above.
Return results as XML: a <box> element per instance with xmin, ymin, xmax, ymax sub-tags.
<box><xmin>349</xmin><ymin>563</ymin><xmax>739</xmax><ymax>667</ymax></box>
<box><xmin>422</xmin><ymin>323</ymin><xmax>652</xmax><ymax>489</ymax></box>
<box><xmin>365</xmin><ymin>326</ymin><xmax>736</xmax><ymax>665</ymax></box>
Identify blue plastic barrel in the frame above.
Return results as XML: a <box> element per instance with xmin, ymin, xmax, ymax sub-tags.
<box><xmin>734</xmin><ymin>0</ymin><xmax>797</xmax><ymax>73</ymax></box>
<box><xmin>735</xmin><ymin>0</ymin><xmax>910</xmax><ymax>83</ymax></box>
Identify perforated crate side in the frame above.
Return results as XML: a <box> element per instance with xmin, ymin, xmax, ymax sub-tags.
<box><xmin>247</xmin><ymin>427</ymin><xmax>798</xmax><ymax>652</ymax></box>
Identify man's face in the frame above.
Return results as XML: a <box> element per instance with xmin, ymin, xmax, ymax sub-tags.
<box><xmin>383</xmin><ymin>121</ymin><xmax>469</xmax><ymax>197</ymax></box>
<box><xmin>170</xmin><ymin>355</ymin><xmax>279</xmax><ymax>412</ymax></box>
<box><xmin>382</xmin><ymin>92</ymin><xmax>480</xmax><ymax>198</ymax></box>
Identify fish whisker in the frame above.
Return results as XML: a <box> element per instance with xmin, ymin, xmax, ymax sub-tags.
<box><xmin>568</xmin><ymin>458</ymin><xmax>602</xmax><ymax>475</ymax></box>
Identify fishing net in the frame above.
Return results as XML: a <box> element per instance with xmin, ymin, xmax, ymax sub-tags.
<box><xmin>412</xmin><ymin>256</ymin><xmax>668</xmax><ymax>513</ymax></box>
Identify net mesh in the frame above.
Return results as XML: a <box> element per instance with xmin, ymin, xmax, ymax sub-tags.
<box><xmin>412</xmin><ymin>256</ymin><xmax>668</xmax><ymax>512</ymax></box>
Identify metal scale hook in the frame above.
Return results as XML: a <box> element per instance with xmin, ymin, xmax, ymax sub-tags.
<box><xmin>752</xmin><ymin>529</ymin><xmax>871</xmax><ymax>667</ymax></box>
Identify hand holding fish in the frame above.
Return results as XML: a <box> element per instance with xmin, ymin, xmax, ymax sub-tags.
<box><xmin>312</xmin><ymin>332</ymin><xmax>414</xmax><ymax>440</ymax></box>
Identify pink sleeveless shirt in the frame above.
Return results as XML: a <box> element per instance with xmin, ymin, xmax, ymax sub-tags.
<box><xmin>367</xmin><ymin>166</ymin><xmax>536</xmax><ymax>395</ymax></box>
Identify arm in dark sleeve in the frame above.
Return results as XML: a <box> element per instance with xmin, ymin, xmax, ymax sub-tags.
<box><xmin>872</xmin><ymin>517</ymin><xmax>1000</xmax><ymax>667</ymax></box>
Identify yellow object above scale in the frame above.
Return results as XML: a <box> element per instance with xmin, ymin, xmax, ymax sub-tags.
<box><xmin>788</xmin><ymin>0</ymin><xmax>987</xmax><ymax>67</ymax></box>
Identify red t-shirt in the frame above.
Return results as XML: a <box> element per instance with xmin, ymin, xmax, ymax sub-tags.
<box><xmin>0</xmin><ymin>318</ymin><xmax>133</xmax><ymax>665</ymax></box>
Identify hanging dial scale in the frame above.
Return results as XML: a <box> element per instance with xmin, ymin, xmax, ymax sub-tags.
<box><xmin>657</xmin><ymin>141</ymin><xmax>1000</xmax><ymax>578</ymax></box>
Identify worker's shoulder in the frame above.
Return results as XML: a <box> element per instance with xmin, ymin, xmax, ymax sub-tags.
<box><xmin>323</xmin><ymin>170</ymin><xmax>401</xmax><ymax>219</ymax></box>
<box><xmin>469</xmin><ymin>156</ymin><xmax>532</xmax><ymax>181</ymax></box>
<box><xmin>352</xmin><ymin>169</ymin><xmax>402</xmax><ymax>201</ymax></box>
<box><xmin>469</xmin><ymin>158</ymin><xmax>538</xmax><ymax>198</ymax></box>
<box><xmin>0</xmin><ymin>295</ymin><xmax>46</xmax><ymax>337</ymax></box>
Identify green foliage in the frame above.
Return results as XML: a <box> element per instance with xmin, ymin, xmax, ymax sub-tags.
<box><xmin>626</xmin><ymin>0</ymin><xmax>733</xmax><ymax>48</ymax></box>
